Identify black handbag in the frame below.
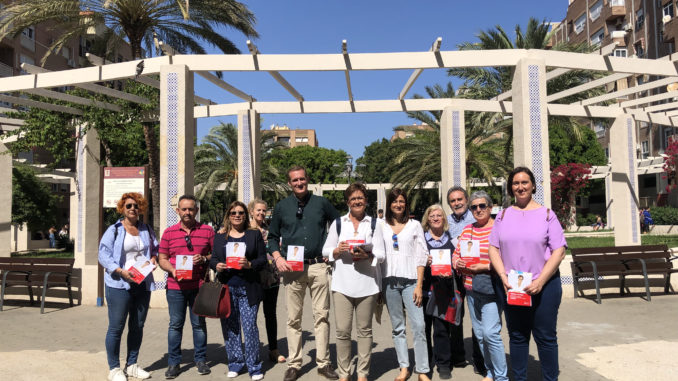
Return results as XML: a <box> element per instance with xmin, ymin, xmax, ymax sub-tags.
<box><xmin>192</xmin><ymin>271</ymin><xmax>231</xmax><ymax>318</ymax></box>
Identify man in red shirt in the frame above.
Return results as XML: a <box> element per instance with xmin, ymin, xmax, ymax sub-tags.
<box><xmin>158</xmin><ymin>195</ymin><xmax>215</xmax><ymax>379</ymax></box>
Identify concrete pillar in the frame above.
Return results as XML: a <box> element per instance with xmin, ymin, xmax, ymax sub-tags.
<box><xmin>237</xmin><ymin>110</ymin><xmax>261</xmax><ymax>204</ymax></box>
<box><xmin>377</xmin><ymin>185</ymin><xmax>387</xmax><ymax>213</ymax></box>
<box><xmin>605</xmin><ymin>174</ymin><xmax>614</xmax><ymax>229</ymax></box>
<box><xmin>72</xmin><ymin>128</ymin><xmax>101</xmax><ymax>305</ymax></box>
<box><xmin>0</xmin><ymin>142</ymin><xmax>11</xmax><ymax>257</ymax></box>
<box><xmin>511</xmin><ymin>58</ymin><xmax>551</xmax><ymax>208</ymax></box>
<box><xmin>160</xmin><ymin>64</ymin><xmax>195</xmax><ymax>232</ymax></box>
<box><xmin>609</xmin><ymin>115</ymin><xmax>640</xmax><ymax>245</ymax></box>
<box><xmin>157</xmin><ymin>65</ymin><xmax>194</xmax><ymax>306</ymax></box>
<box><xmin>440</xmin><ymin>107</ymin><xmax>465</xmax><ymax>215</ymax></box>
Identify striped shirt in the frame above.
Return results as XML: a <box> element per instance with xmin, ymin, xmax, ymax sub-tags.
<box><xmin>452</xmin><ymin>224</ymin><xmax>492</xmax><ymax>290</ymax></box>
<box><xmin>159</xmin><ymin>222</ymin><xmax>215</xmax><ymax>290</ymax></box>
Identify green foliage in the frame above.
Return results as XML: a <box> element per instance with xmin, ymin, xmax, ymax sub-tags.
<box><xmin>355</xmin><ymin>138</ymin><xmax>404</xmax><ymax>183</ymax></box>
<box><xmin>649</xmin><ymin>206</ymin><xmax>678</xmax><ymax>225</ymax></box>
<box><xmin>12</xmin><ymin>165</ymin><xmax>61</xmax><ymax>231</ymax></box>
<box><xmin>549</xmin><ymin>122</ymin><xmax>607</xmax><ymax>167</ymax></box>
<box><xmin>575</xmin><ymin>213</ymin><xmax>600</xmax><ymax>226</ymax></box>
<box><xmin>268</xmin><ymin>146</ymin><xmax>349</xmax><ymax>184</ymax></box>
<box><xmin>0</xmin><ymin>1</ymin><xmax>258</xmax><ymax>62</ymax></box>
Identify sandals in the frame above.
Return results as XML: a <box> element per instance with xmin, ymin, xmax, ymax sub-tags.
<box><xmin>394</xmin><ymin>368</ymin><xmax>411</xmax><ymax>381</ymax></box>
<box><xmin>268</xmin><ymin>349</ymin><xmax>286</xmax><ymax>363</ymax></box>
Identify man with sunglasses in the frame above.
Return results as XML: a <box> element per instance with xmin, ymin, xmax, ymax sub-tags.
<box><xmin>268</xmin><ymin>165</ymin><xmax>340</xmax><ymax>381</ymax></box>
<box><xmin>445</xmin><ymin>186</ymin><xmax>486</xmax><ymax>377</ymax></box>
<box><xmin>158</xmin><ymin>195</ymin><xmax>215</xmax><ymax>379</ymax></box>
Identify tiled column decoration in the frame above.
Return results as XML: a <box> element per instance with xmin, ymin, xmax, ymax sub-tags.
<box><xmin>72</xmin><ymin>127</ymin><xmax>101</xmax><ymax>305</ymax></box>
<box><xmin>512</xmin><ymin>58</ymin><xmax>551</xmax><ymax>208</ymax></box>
<box><xmin>0</xmin><ymin>142</ymin><xmax>11</xmax><ymax>257</ymax></box>
<box><xmin>440</xmin><ymin>107</ymin><xmax>465</xmax><ymax>215</ymax></box>
<box><xmin>609</xmin><ymin>115</ymin><xmax>640</xmax><ymax>245</ymax></box>
<box><xmin>237</xmin><ymin>110</ymin><xmax>261</xmax><ymax>204</ymax></box>
<box><xmin>605</xmin><ymin>173</ymin><xmax>614</xmax><ymax>229</ymax></box>
<box><xmin>158</xmin><ymin>65</ymin><xmax>195</xmax><ymax>295</ymax></box>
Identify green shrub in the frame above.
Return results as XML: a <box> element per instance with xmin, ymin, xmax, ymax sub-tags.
<box><xmin>576</xmin><ymin>213</ymin><xmax>599</xmax><ymax>226</ymax></box>
<box><xmin>649</xmin><ymin>206</ymin><xmax>678</xmax><ymax>225</ymax></box>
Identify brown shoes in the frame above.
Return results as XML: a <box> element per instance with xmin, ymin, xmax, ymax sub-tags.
<box><xmin>394</xmin><ymin>368</ymin><xmax>411</xmax><ymax>381</ymax></box>
<box><xmin>283</xmin><ymin>367</ymin><xmax>299</xmax><ymax>381</ymax></box>
<box><xmin>317</xmin><ymin>365</ymin><xmax>339</xmax><ymax>380</ymax></box>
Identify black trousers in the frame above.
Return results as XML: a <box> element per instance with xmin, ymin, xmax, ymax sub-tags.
<box><xmin>261</xmin><ymin>286</ymin><xmax>280</xmax><ymax>351</ymax></box>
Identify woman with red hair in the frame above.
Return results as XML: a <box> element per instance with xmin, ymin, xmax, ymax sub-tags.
<box><xmin>98</xmin><ymin>192</ymin><xmax>158</xmax><ymax>381</ymax></box>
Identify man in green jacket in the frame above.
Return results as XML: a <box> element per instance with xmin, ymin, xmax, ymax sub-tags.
<box><xmin>269</xmin><ymin>165</ymin><xmax>340</xmax><ymax>381</ymax></box>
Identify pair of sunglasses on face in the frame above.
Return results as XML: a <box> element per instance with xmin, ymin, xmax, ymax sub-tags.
<box><xmin>125</xmin><ymin>203</ymin><xmax>139</xmax><ymax>210</ymax></box>
<box><xmin>470</xmin><ymin>203</ymin><xmax>488</xmax><ymax>212</ymax></box>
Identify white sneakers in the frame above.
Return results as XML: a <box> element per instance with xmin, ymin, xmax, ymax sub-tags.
<box><xmin>227</xmin><ymin>371</ymin><xmax>239</xmax><ymax>378</ymax></box>
<box><xmin>125</xmin><ymin>364</ymin><xmax>151</xmax><ymax>379</ymax></box>
<box><xmin>108</xmin><ymin>368</ymin><xmax>127</xmax><ymax>381</ymax></box>
<box><xmin>251</xmin><ymin>374</ymin><xmax>264</xmax><ymax>380</ymax></box>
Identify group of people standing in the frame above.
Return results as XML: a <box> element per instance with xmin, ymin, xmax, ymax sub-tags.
<box><xmin>98</xmin><ymin>164</ymin><xmax>567</xmax><ymax>381</ymax></box>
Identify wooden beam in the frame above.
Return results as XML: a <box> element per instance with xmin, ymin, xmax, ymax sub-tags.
<box><xmin>399</xmin><ymin>37</ymin><xmax>441</xmax><ymax>100</ymax></box>
<box><xmin>579</xmin><ymin>77</ymin><xmax>676</xmax><ymax>106</ymax></box>
<box><xmin>23</xmin><ymin>88</ymin><xmax>121</xmax><ymax>112</ymax></box>
<box><xmin>0</xmin><ymin>93</ymin><xmax>83</xmax><ymax>115</ymax></box>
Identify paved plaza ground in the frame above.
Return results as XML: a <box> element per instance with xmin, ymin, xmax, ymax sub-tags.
<box><xmin>0</xmin><ymin>288</ymin><xmax>676</xmax><ymax>381</ymax></box>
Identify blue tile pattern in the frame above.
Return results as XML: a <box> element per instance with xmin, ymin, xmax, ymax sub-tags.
<box><xmin>626</xmin><ymin>117</ymin><xmax>639</xmax><ymax>242</ymax></box>
<box><xmin>241</xmin><ymin>111</ymin><xmax>252</xmax><ymax>205</ymax></box>
<box><xmin>452</xmin><ymin>110</ymin><xmax>462</xmax><ymax>186</ymax></box>
<box><xmin>528</xmin><ymin>64</ymin><xmax>545</xmax><ymax>205</ymax></box>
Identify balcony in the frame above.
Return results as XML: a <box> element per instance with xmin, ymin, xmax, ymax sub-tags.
<box><xmin>604</xmin><ymin>1</ymin><xmax>626</xmax><ymax>22</ymax></box>
<box><xmin>663</xmin><ymin>16</ymin><xmax>678</xmax><ymax>42</ymax></box>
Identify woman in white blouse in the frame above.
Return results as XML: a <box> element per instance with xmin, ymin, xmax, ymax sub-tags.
<box><xmin>373</xmin><ymin>188</ymin><xmax>430</xmax><ymax>381</ymax></box>
<box><xmin>323</xmin><ymin>183</ymin><xmax>384</xmax><ymax>381</ymax></box>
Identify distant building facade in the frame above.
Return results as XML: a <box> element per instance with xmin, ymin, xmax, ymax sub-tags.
<box><xmin>551</xmin><ymin>0</ymin><xmax>678</xmax><ymax>160</ymax></box>
<box><xmin>390</xmin><ymin>123</ymin><xmax>434</xmax><ymax>141</ymax></box>
<box><xmin>268</xmin><ymin>124</ymin><xmax>318</xmax><ymax>147</ymax></box>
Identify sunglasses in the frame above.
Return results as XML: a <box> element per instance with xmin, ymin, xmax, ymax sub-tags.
<box><xmin>230</xmin><ymin>210</ymin><xmax>245</xmax><ymax>216</ymax></box>
<box><xmin>125</xmin><ymin>203</ymin><xmax>139</xmax><ymax>210</ymax></box>
<box><xmin>184</xmin><ymin>235</ymin><xmax>193</xmax><ymax>251</ymax></box>
<box><xmin>296</xmin><ymin>202</ymin><xmax>304</xmax><ymax>219</ymax></box>
<box><xmin>470</xmin><ymin>203</ymin><xmax>488</xmax><ymax>212</ymax></box>
<box><xmin>392</xmin><ymin>234</ymin><xmax>399</xmax><ymax>250</ymax></box>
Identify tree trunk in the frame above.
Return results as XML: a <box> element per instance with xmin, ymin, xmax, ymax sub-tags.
<box><xmin>568</xmin><ymin>192</ymin><xmax>577</xmax><ymax>228</ymax></box>
<box><xmin>100</xmin><ymin>140</ymin><xmax>113</xmax><ymax>167</ymax></box>
<box><xmin>143</xmin><ymin>123</ymin><xmax>160</xmax><ymax>231</ymax></box>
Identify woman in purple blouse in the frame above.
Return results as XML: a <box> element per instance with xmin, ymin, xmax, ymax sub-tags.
<box><xmin>488</xmin><ymin>167</ymin><xmax>567</xmax><ymax>381</ymax></box>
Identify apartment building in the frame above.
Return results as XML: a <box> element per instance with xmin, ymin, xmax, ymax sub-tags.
<box><xmin>389</xmin><ymin>123</ymin><xmax>434</xmax><ymax>141</ymax></box>
<box><xmin>551</xmin><ymin>0</ymin><xmax>678</xmax><ymax>160</ymax></box>
<box><xmin>269</xmin><ymin>124</ymin><xmax>319</xmax><ymax>147</ymax></box>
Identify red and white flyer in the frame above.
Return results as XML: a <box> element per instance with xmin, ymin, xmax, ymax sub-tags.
<box><xmin>459</xmin><ymin>239</ymin><xmax>481</xmax><ymax>266</ymax></box>
<box><xmin>128</xmin><ymin>258</ymin><xmax>155</xmax><ymax>284</ymax></box>
<box><xmin>287</xmin><ymin>245</ymin><xmax>305</xmax><ymax>271</ymax></box>
<box><xmin>175</xmin><ymin>255</ymin><xmax>193</xmax><ymax>280</ymax></box>
<box><xmin>507</xmin><ymin>270</ymin><xmax>532</xmax><ymax>307</ymax></box>
<box><xmin>226</xmin><ymin>242</ymin><xmax>246</xmax><ymax>269</ymax></box>
<box><xmin>430</xmin><ymin>249</ymin><xmax>452</xmax><ymax>276</ymax></box>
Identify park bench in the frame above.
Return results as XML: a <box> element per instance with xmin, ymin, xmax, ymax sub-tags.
<box><xmin>570</xmin><ymin>245</ymin><xmax>678</xmax><ymax>304</ymax></box>
<box><xmin>0</xmin><ymin>257</ymin><xmax>75</xmax><ymax>314</ymax></box>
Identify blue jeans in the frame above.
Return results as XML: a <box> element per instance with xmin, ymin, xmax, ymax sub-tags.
<box><xmin>105</xmin><ymin>285</ymin><xmax>151</xmax><ymax>369</ymax></box>
<box><xmin>467</xmin><ymin>292</ymin><xmax>508</xmax><ymax>381</ymax></box>
<box><xmin>220</xmin><ymin>285</ymin><xmax>262</xmax><ymax>376</ymax></box>
<box><xmin>383</xmin><ymin>277</ymin><xmax>429</xmax><ymax>374</ymax></box>
<box><xmin>499</xmin><ymin>273</ymin><xmax>562</xmax><ymax>381</ymax></box>
<box><xmin>166</xmin><ymin>288</ymin><xmax>207</xmax><ymax>366</ymax></box>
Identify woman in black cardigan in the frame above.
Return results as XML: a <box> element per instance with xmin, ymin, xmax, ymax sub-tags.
<box><xmin>211</xmin><ymin>201</ymin><xmax>267</xmax><ymax>380</ymax></box>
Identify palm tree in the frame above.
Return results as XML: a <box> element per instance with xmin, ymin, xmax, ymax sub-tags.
<box><xmin>194</xmin><ymin>122</ymin><xmax>289</xmax><ymax>214</ymax></box>
<box><xmin>390</xmin><ymin>82</ymin><xmax>508</xmax><ymax>208</ymax></box>
<box><xmin>0</xmin><ymin>0</ymin><xmax>258</xmax><ymax>229</ymax></box>
<box><xmin>449</xmin><ymin>17</ymin><xmax>607</xmax><ymax>163</ymax></box>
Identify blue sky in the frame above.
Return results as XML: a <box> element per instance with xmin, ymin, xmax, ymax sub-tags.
<box><xmin>195</xmin><ymin>1</ymin><xmax>567</xmax><ymax>161</ymax></box>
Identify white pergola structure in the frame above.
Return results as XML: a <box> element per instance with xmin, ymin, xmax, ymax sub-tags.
<box><xmin>1</xmin><ymin>41</ymin><xmax>677</xmax><ymax>305</ymax></box>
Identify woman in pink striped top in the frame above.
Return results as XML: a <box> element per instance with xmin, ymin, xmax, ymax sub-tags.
<box><xmin>452</xmin><ymin>191</ymin><xmax>507</xmax><ymax>381</ymax></box>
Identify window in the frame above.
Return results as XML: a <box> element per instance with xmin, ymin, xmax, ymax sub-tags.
<box><xmin>294</xmin><ymin>137</ymin><xmax>309</xmax><ymax>143</ymax></box>
<box><xmin>664</xmin><ymin>127</ymin><xmax>676</xmax><ymax>149</ymax></box>
<box><xmin>605</xmin><ymin>147</ymin><xmax>610</xmax><ymax>158</ymax></box>
<box><xmin>593</xmin><ymin>121</ymin><xmax>606</xmax><ymax>138</ymax></box>
<box><xmin>589</xmin><ymin>0</ymin><xmax>603</xmax><ymax>21</ymax></box>
<box><xmin>636</xmin><ymin>9</ymin><xmax>645</xmax><ymax>30</ymax></box>
<box><xmin>21</xmin><ymin>26</ymin><xmax>34</xmax><ymax>40</ymax></box>
<box><xmin>591</xmin><ymin>28</ymin><xmax>605</xmax><ymax>46</ymax></box>
<box><xmin>664</xmin><ymin>3</ymin><xmax>674</xmax><ymax>19</ymax></box>
<box><xmin>613</xmin><ymin>48</ymin><xmax>627</xmax><ymax>57</ymax></box>
<box><xmin>641</xmin><ymin>140</ymin><xmax>650</xmax><ymax>158</ymax></box>
<box><xmin>574</xmin><ymin>14</ymin><xmax>586</xmax><ymax>34</ymax></box>
<box><xmin>635</xmin><ymin>42</ymin><xmax>645</xmax><ymax>58</ymax></box>
<box><xmin>61</xmin><ymin>46</ymin><xmax>70</xmax><ymax>59</ymax></box>
<box><xmin>610</xmin><ymin>0</ymin><xmax>625</xmax><ymax>5</ymax></box>
<box><xmin>19</xmin><ymin>54</ymin><xmax>34</xmax><ymax>74</ymax></box>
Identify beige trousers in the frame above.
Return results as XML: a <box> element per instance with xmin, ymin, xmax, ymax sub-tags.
<box><xmin>333</xmin><ymin>291</ymin><xmax>378</xmax><ymax>378</ymax></box>
<box><xmin>282</xmin><ymin>262</ymin><xmax>331</xmax><ymax>369</ymax></box>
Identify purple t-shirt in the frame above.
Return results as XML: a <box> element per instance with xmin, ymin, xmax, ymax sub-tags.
<box><xmin>488</xmin><ymin>206</ymin><xmax>567</xmax><ymax>279</ymax></box>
